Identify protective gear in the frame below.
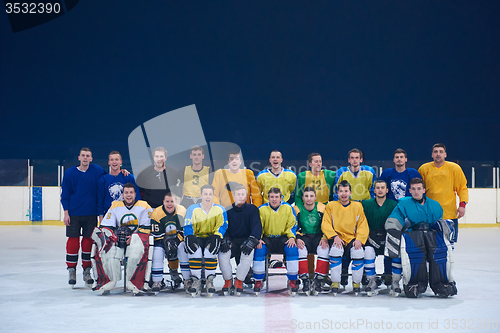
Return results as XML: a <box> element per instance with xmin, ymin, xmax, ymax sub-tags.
<box><xmin>189</xmin><ymin>276</ymin><xmax>202</xmax><ymax>297</ymax></box>
<box><xmin>365</xmin><ymin>277</ymin><xmax>378</xmax><ymax>296</ymax></box>
<box><xmin>288</xmin><ymin>280</ymin><xmax>298</xmax><ymax>297</ymax></box>
<box><xmin>241</xmin><ymin>236</ymin><xmax>259</xmax><ymax>255</ymax></box>
<box><xmin>68</xmin><ymin>267</ymin><xmax>76</xmax><ymax>286</ymax></box>
<box><xmin>116</xmin><ymin>226</ymin><xmax>132</xmax><ymax>249</ymax></box>
<box><xmin>83</xmin><ymin>267</ymin><xmax>93</xmax><ymax>287</ymax></box>
<box><xmin>124</xmin><ymin>233</ymin><xmax>150</xmax><ymax>294</ymax></box>
<box><xmin>185</xmin><ymin>235</ymin><xmax>199</xmax><ymax>254</ymax></box>
<box><xmin>219</xmin><ymin>237</ymin><xmax>232</xmax><ymax>253</ymax></box>
<box><xmin>432</xmin><ymin>219</ymin><xmax>456</xmax><ymax>244</ymax></box>
<box><xmin>384</xmin><ymin>216</ymin><xmax>404</xmax><ymax>258</ymax></box>
<box><xmin>163</xmin><ymin>234</ymin><xmax>181</xmax><ymax>260</ymax></box>
<box><xmin>206</xmin><ymin>275</ymin><xmax>216</xmax><ymax>297</ymax></box>
<box><xmin>206</xmin><ymin>234</ymin><xmax>222</xmax><ymax>255</ymax></box>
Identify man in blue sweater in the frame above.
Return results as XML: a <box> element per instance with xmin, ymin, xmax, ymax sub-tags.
<box><xmin>61</xmin><ymin>148</ymin><xmax>106</xmax><ymax>288</ymax></box>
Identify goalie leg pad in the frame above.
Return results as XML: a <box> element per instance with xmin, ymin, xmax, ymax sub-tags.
<box><xmin>125</xmin><ymin>233</ymin><xmax>149</xmax><ymax>292</ymax></box>
<box><xmin>425</xmin><ymin>230</ymin><xmax>456</xmax><ymax>296</ymax></box>
<box><xmin>92</xmin><ymin>228</ymin><xmax>121</xmax><ymax>291</ymax></box>
<box><xmin>400</xmin><ymin>231</ymin><xmax>428</xmax><ymax>296</ymax></box>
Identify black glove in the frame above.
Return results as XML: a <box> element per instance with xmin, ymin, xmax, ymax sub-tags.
<box><xmin>185</xmin><ymin>234</ymin><xmax>199</xmax><ymax>254</ymax></box>
<box><xmin>219</xmin><ymin>237</ymin><xmax>232</xmax><ymax>253</ymax></box>
<box><xmin>240</xmin><ymin>236</ymin><xmax>260</xmax><ymax>255</ymax></box>
<box><xmin>164</xmin><ymin>234</ymin><xmax>181</xmax><ymax>260</ymax></box>
<box><xmin>206</xmin><ymin>234</ymin><xmax>222</xmax><ymax>255</ymax></box>
<box><xmin>116</xmin><ymin>226</ymin><xmax>132</xmax><ymax>249</ymax></box>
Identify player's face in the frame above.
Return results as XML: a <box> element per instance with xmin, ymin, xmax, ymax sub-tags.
<box><xmin>374</xmin><ymin>183</ymin><xmax>388</xmax><ymax>199</ymax></box>
<box><xmin>228</xmin><ymin>154</ymin><xmax>242</xmax><ymax>172</ymax></box>
<box><xmin>348</xmin><ymin>152</ymin><xmax>362</xmax><ymax>168</ymax></box>
<box><xmin>269</xmin><ymin>152</ymin><xmax>283</xmax><ymax>169</ymax></box>
<box><xmin>163</xmin><ymin>195</ymin><xmax>176</xmax><ymax>213</ymax></box>
<box><xmin>409</xmin><ymin>184</ymin><xmax>425</xmax><ymax>201</ymax></box>
<box><xmin>268</xmin><ymin>192</ymin><xmax>282</xmax><ymax>208</ymax></box>
<box><xmin>309</xmin><ymin>156</ymin><xmax>322</xmax><ymax>173</ymax></box>
<box><xmin>123</xmin><ymin>187</ymin><xmax>136</xmax><ymax>205</ymax></box>
<box><xmin>108</xmin><ymin>154</ymin><xmax>122</xmax><ymax>171</ymax></box>
<box><xmin>233</xmin><ymin>188</ymin><xmax>247</xmax><ymax>206</ymax></box>
<box><xmin>78</xmin><ymin>151</ymin><xmax>93</xmax><ymax>167</ymax></box>
<box><xmin>432</xmin><ymin>147</ymin><xmax>447</xmax><ymax>164</ymax></box>
<box><xmin>393</xmin><ymin>153</ymin><xmax>407</xmax><ymax>168</ymax></box>
<box><xmin>201</xmin><ymin>189</ymin><xmax>214</xmax><ymax>205</ymax></box>
<box><xmin>190</xmin><ymin>150</ymin><xmax>204</xmax><ymax>165</ymax></box>
<box><xmin>338</xmin><ymin>186</ymin><xmax>351</xmax><ymax>204</ymax></box>
<box><xmin>153</xmin><ymin>151</ymin><xmax>166</xmax><ymax>169</ymax></box>
<box><xmin>303</xmin><ymin>191</ymin><xmax>316</xmax><ymax>205</ymax></box>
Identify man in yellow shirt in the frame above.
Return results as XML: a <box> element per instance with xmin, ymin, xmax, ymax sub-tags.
<box><xmin>180</xmin><ymin>146</ymin><xmax>212</xmax><ymax>209</ymax></box>
<box><xmin>322</xmin><ymin>180</ymin><xmax>369</xmax><ymax>295</ymax></box>
<box><xmin>418</xmin><ymin>143</ymin><xmax>468</xmax><ymax>243</ymax></box>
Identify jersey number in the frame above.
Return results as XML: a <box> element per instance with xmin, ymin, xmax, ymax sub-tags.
<box><xmin>192</xmin><ymin>175</ymin><xmax>200</xmax><ymax>185</ymax></box>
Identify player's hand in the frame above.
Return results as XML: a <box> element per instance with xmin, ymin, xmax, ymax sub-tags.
<box><xmin>63</xmin><ymin>211</ymin><xmax>70</xmax><ymax>226</ymax></box>
<box><xmin>457</xmin><ymin>206</ymin><xmax>465</xmax><ymax>219</ymax></box>
<box><xmin>319</xmin><ymin>238</ymin><xmax>329</xmax><ymax>250</ymax></box>
<box><xmin>257</xmin><ymin>239</ymin><xmax>265</xmax><ymax>249</ymax></box>
<box><xmin>296</xmin><ymin>238</ymin><xmax>305</xmax><ymax>249</ymax></box>
<box><xmin>285</xmin><ymin>238</ymin><xmax>296</xmax><ymax>248</ymax></box>
<box><xmin>333</xmin><ymin>236</ymin><xmax>344</xmax><ymax>249</ymax></box>
<box><xmin>121</xmin><ymin>169</ymin><xmax>130</xmax><ymax>176</ymax></box>
<box><xmin>353</xmin><ymin>239</ymin><xmax>362</xmax><ymax>250</ymax></box>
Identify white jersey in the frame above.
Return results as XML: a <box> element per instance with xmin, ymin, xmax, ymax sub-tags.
<box><xmin>101</xmin><ymin>200</ymin><xmax>152</xmax><ymax>233</ymax></box>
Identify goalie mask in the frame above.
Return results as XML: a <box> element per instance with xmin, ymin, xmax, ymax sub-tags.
<box><xmin>116</xmin><ymin>226</ymin><xmax>133</xmax><ymax>249</ymax></box>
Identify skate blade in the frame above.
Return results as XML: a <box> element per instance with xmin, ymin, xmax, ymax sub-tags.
<box><xmin>101</xmin><ymin>290</ymin><xmax>110</xmax><ymax>296</ymax></box>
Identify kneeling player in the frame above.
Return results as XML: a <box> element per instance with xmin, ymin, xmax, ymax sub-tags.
<box><xmin>150</xmin><ymin>192</ymin><xmax>189</xmax><ymax>293</ymax></box>
<box><xmin>385</xmin><ymin>178</ymin><xmax>456</xmax><ymax>298</ymax></box>
<box><xmin>253</xmin><ymin>187</ymin><xmax>299</xmax><ymax>296</ymax></box>
<box><xmin>219</xmin><ymin>184</ymin><xmax>262</xmax><ymax>295</ymax></box>
<box><xmin>183</xmin><ymin>185</ymin><xmax>228</xmax><ymax>297</ymax></box>
<box><xmin>294</xmin><ymin>187</ymin><xmax>329</xmax><ymax>296</ymax></box>
<box><xmin>91</xmin><ymin>183</ymin><xmax>153</xmax><ymax>295</ymax></box>
<box><xmin>322</xmin><ymin>180</ymin><xmax>369</xmax><ymax>296</ymax></box>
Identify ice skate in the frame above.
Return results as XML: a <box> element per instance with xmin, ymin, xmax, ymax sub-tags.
<box><xmin>331</xmin><ymin>282</ymin><xmax>339</xmax><ymax>296</ymax></box>
<box><xmin>67</xmin><ymin>267</ymin><xmax>76</xmax><ymax>287</ymax></box>
<box><xmin>288</xmin><ymin>280</ymin><xmax>298</xmax><ymax>297</ymax></box>
<box><xmin>235</xmin><ymin>279</ymin><xmax>243</xmax><ymax>296</ymax></box>
<box><xmin>152</xmin><ymin>281</ymin><xmax>162</xmax><ymax>294</ymax></box>
<box><xmin>184</xmin><ymin>278</ymin><xmax>193</xmax><ymax>295</ymax></box>
<box><xmin>365</xmin><ymin>277</ymin><xmax>379</xmax><ymax>296</ymax></box>
<box><xmin>352</xmin><ymin>282</ymin><xmax>361</xmax><ymax>296</ymax></box>
<box><xmin>222</xmin><ymin>279</ymin><xmax>233</xmax><ymax>296</ymax></box>
<box><xmin>206</xmin><ymin>275</ymin><xmax>216</xmax><ymax>297</ymax></box>
<box><xmin>83</xmin><ymin>267</ymin><xmax>93</xmax><ymax>288</ymax></box>
<box><xmin>170</xmin><ymin>270</ymin><xmax>182</xmax><ymax>290</ymax></box>
<box><xmin>254</xmin><ymin>280</ymin><xmax>263</xmax><ymax>296</ymax></box>
<box><xmin>189</xmin><ymin>277</ymin><xmax>201</xmax><ymax>297</ymax></box>
<box><xmin>390</xmin><ymin>279</ymin><xmax>401</xmax><ymax>297</ymax></box>
<box><xmin>311</xmin><ymin>276</ymin><xmax>323</xmax><ymax>296</ymax></box>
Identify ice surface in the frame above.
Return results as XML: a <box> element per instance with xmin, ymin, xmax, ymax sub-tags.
<box><xmin>0</xmin><ymin>226</ymin><xmax>499</xmax><ymax>333</ymax></box>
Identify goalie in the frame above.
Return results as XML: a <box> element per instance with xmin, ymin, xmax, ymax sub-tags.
<box><xmin>385</xmin><ymin>178</ymin><xmax>457</xmax><ymax>298</ymax></box>
<box><xmin>91</xmin><ymin>183</ymin><xmax>153</xmax><ymax>295</ymax></box>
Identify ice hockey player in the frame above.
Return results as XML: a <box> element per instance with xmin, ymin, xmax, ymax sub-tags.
<box><xmin>295</xmin><ymin>153</ymin><xmax>336</xmax><ymax>206</ymax></box>
<box><xmin>256</xmin><ymin>150</ymin><xmax>297</xmax><ymax>204</ymax></box>
<box><xmin>218</xmin><ymin>183</ymin><xmax>262</xmax><ymax>296</ymax></box>
<box><xmin>253</xmin><ymin>187</ymin><xmax>299</xmax><ymax>296</ymax></box>
<box><xmin>91</xmin><ymin>183</ymin><xmax>153</xmax><ymax>295</ymax></box>
<box><xmin>294</xmin><ymin>187</ymin><xmax>329</xmax><ymax>296</ymax></box>
<box><xmin>362</xmin><ymin>180</ymin><xmax>397</xmax><ymax>296</ymax></box>
<box><xmin>322</xmin><ymin>180</ymin><xmax>369</xmax><ymax>296</ymax></box>
<box><xmin>150</xmin><ymin>192</ymin><xmax>189</xmax><ymax>293</ymax></box>
<box><xmin>385</xmin><ymin>177</ymin><xmax>457</xmax><ymax>298</ymax></box>
<box><xmin>183</xmin><ymin>185</ymin><xmax>228</xmax><ymax>297</ymax></box>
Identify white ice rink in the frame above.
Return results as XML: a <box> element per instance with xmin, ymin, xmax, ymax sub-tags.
<box><xmin>1</xmin><ymin>225</ymin><xmax>499</xmax><ymax>333</ymax></box>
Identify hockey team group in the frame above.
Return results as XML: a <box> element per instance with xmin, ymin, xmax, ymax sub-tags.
<box><xmin>60</xmin><ymin>144</ymin><xmax>468</xmax><ymax>298</ymax></box>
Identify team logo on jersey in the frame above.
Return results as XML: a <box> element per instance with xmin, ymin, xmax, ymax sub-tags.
<box><xmin>120</xmin><ymin>213</ymin><xmax>139</xmax><ymax>231</ymax></box>
<box><xmin>164</xmin><ymin>221</ymin><xmax>177</xmax><ymax>236</ymax></box>
<box><xmin>108</xmin><ymin>183</ymin><xmax>124</xmax><ymax>201</ymax></box>
<box><xmin>391</xmin><ymin>179</ymin><xmax>407</xmax><ymax>200</ymax></box>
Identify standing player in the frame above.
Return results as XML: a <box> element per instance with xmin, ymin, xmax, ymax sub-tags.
<box><xmin>91</xmin><ymin>183</ymin><xmax>153</xmax><ymax>295</ymax></box>
<box><xmin>385</xmin><ymin>178</ymin><xmax>457</xmax><ymax>298</ymax></box>
<box><xmin>334</xmin><ymin>148</ymin><xmax>376</xmax><ymax>202</ymax></box>
<box><xmin>256</xmin><ymin>150</ymin><xmax>297</xmax><ymax>204</ymax></box>
<box><xmin>179</xmin><ymin>146</ymin><xmax>212</xmax><ymax>209</ymax></box>
<box><xmin>294</xmin><ymin>187</ymin><xmax>329</xmax><ymax>296</ymax></box>
<box><xmin>361</xmin><ymin>180</ymin><xmax>397</xmax><ymax>296</ymax></box>
<box><xmin>150</xmin><ymin>192</ymin><xmax>188</xmax><ymax>293</ymax></box>
<box><xmin>379</xmin><ymin>148</ymin><xmax>421</xmax><ymax>201</ymax></box>
<box><xmin>212</xmin><ymin>152</ymin><xmax>262</xmax><ymax>208</ymax></box>
<box><xmin>61</xmin><ymin>147</ymin><xmax>106</xmax><ymax>288</ymax></box>
<box><xmin>218</xmin><ymin>184</ymin><xmax>262</xmax><ymax>296</ymax></box>
<box><xmin>98</xmin><ymin>150</ymin><xmax>140</xmax><ymax>221</ymax></box>
<box><xmin>183</xmin><ymin>185</ymin><xmax>228</xmax><ymax>297</ymax></box>
<box><xmin>322</xmin><ymin>180</ymin><xmax>369</xmax><ymax>296</ymax></box>
<box><xmin>253</xmin><ymin>187</ymin><xmax>299</xmax><ymax>296</ymax></box>
<box><xmin>295</xmin><ymin>153</ymin><xmax>336</xmax><ymax>206</ymax></box>
<box><xmin>136</xmin><ymin>147</ymin><xmax>181</xmax><ymax>209</ymax></box>
<box><xmin>418</xmin><ymin>143</ymin><xmax>468</xmax><ymax>243</ymax></box>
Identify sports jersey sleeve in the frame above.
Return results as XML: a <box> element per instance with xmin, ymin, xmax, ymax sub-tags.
<box><xmin>213</xmin><ymin>205</ymin><xmax>228</xmax><ymax>238</ymax></box>
<box><xmin>247</xmin><ymin>170</ymin><xmax>263</xmax><ymax>207</ymax></box>
<box><xmin>321</xmin><ymin>203</ymin><xmax>338</xmax><ymax>240</ymax></box>
<box><xmin>100</xmin><ymin>203</ymin><xmax>119</xmax><ymax>230</ymax></box>
<box><xmin>97</xmin><ymin>175</ymin><xmax>106</xmax><ymax>216</ymax></box>
<box><xmin>454</xmin><ymin>166</ymin><xmax>469</xmax><ymax>204</ymax></box>
<box><xmin>285</xmin><ymin>204</ymin><xmax>297</xmax><ymax>239</ymax></box>
<box><xmin>294</xmin><ymin>172</ymin><xmax>306</xmax><ymax>206</ymax></box>
<box><xmin>249</xmin><ymin>206</ymin><xmax>263</xmax><ymax>240</ymax></box>
<box><xmin>137</xmin><ymin>204</ymin><xmax>152</xmax><ymax>234</ymax></box>
<box><xmin>183</xmin><ymin>205</ymin><xmax>196</xmax><ymax>236</ymax></box>
<box><xmin>367</xmin><ymin>166</ymin><xmax>377</xmax><ymax>199</ymax></box>
<box><xmin>332</xmin><ymin>168</ymin><xmax>347</xmax><ymax>201</ymax></box>
<box><xmin>324</xmin><ymin>170</ymin><xmax>336</xmax><ymax>201</ymax></box>
<box><xmin>355</xmin><ymin>206</ymin><xmax>369</xmax><ymax>244</ymax></box>
<box><xmin>211</xmin><ymin>170</ymin><xmax>224</xmax><ymax>206</ymax></box>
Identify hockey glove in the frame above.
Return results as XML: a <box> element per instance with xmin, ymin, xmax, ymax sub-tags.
<box><xmin>116</xmin><ymin>226</ymin><xmax>132</xmax><ymax>249</ymax></box>
<box><xmin>384</xmin><ymin>229</ymin><xmax>402</xmax><ymax>259</ymax></box>
<box><xmin>219</xmin><ymin>237</ymin><xmax>232</xmax><ymax>253</ymax></box>
<box><xmin>240</xmin><ymin>236</ymin><xmax>259</xmax><ymax>255</ymax></box>
<box><xmin>206</xmin><ymin>234</ymin><xmax>222</xmax><ymax>255</ymax></box>
<box><xmin>185</xmin><ymin>235</ymin><xmax>200</xmax><ymax>254</ymax></box>
<box><xmin>164</xmin><ymin>234</ymin><xmax>181</xmax><ymax>260</ymax></box>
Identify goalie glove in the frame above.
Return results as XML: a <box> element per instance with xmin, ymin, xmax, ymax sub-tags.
<box><xmin>219</xmin><ymin>237</ymin><xmax>232</xmax><ymax>253</ymax></box>
<box><xmin>240</xmin><ymin>236</ymin><xmax>259</xmax><ymax>255</ymax></box>
<box><xmin>206</xmin><ymin>234</ymin><xmax>222</xmax><ymax>255</ymax></box>
<box><xmin>185</xmin><ymin>234</ymin><xmax>200</xmax><ymax>254</ymax></box>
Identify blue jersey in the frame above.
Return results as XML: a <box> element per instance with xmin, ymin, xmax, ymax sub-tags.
<box><xmin>379</xmin><ymin>168</ymin><xmax>421</xmax><ymax>201</ymax></box>
<box><xmin>388</xmin><ymin>196</ymin><xmax>443</xmax><ymax>230</ymax></box>
<box><xmin>98</xmin><ymin>173</ymin><xmax>141</xmax><ymax>216</ymax></box>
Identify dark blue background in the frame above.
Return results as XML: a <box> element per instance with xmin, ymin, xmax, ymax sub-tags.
<box><xmin>1</xmin><ymin>1</ymin><xmax>499</xmax><ymax>165</ymax></box>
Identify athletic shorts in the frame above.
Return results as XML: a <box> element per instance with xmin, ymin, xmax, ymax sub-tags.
<box><xmin>66</xmin><ymin>215</ymin><xmax>98</xmax><ymax>238</ymax></box>
<box><xmin>261</xmin><ymin>236</ymin><xmax>289</xmax><ymax>254</ymax></box>
<box><xmin>298</xmin><ymin>233</ymin><xmax>323</xmax><ymax>255</ymax></box>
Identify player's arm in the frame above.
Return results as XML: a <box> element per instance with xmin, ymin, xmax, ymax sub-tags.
<box><xmin>355</xmin><ymin>206</ymin><xmax>369</xmax><ymax>247</ymax></box>
<box><xmin>332</xmin><ymin>169</ymin><xmax>343</xmax><ymax>201</ymax></box>
<box><xmin>321</xmin><ymin>204</ymin><xmax>338</xmax><ymax>240</ymax></box>
<box><xmin>183</xmin><ymin>205</ymin><xmax>195</xmax><ymax>236</ymax></box>
<box><xmin>454</xmin><ymin>167</ymin><xmax>469</xmax><ymax>218</ymax></box>
<box><xmin>213</xmin><ymin>206</ymin><xmax>228</xmax><ymax>238</ymax></box>
<box><xmin>247</xmin><ymin>170</ymin><xmax>263</xmax><ymax>207</ymax></box>
<box><xmin>97</xmin><ymin>176</ymin><xmax>106</xmax><ymax>221</ymax></box>
<box><xmin>368</xmin><ymin>167</ymin><xmax>377</xmax><ymax>199</ymax></box>
<box><xmin>294</xmin><ymin>173</ymin><xmax>305</xmax><ymax>206</ymax></box>
<box><xmin>285</xmin><ymin>205</ymin><xmax>298</xmax><ymax>239</ymax></box>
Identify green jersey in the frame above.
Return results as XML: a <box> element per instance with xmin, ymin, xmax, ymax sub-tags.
<box><xmin>294</xmin><ymin>202</ymin><xmax>326</xmax><ymax>235</ymax></box>
<box><xmin>361</xmin><ymin>198</ymin><xmax>397</xmax><ymax>230</ymax></box>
